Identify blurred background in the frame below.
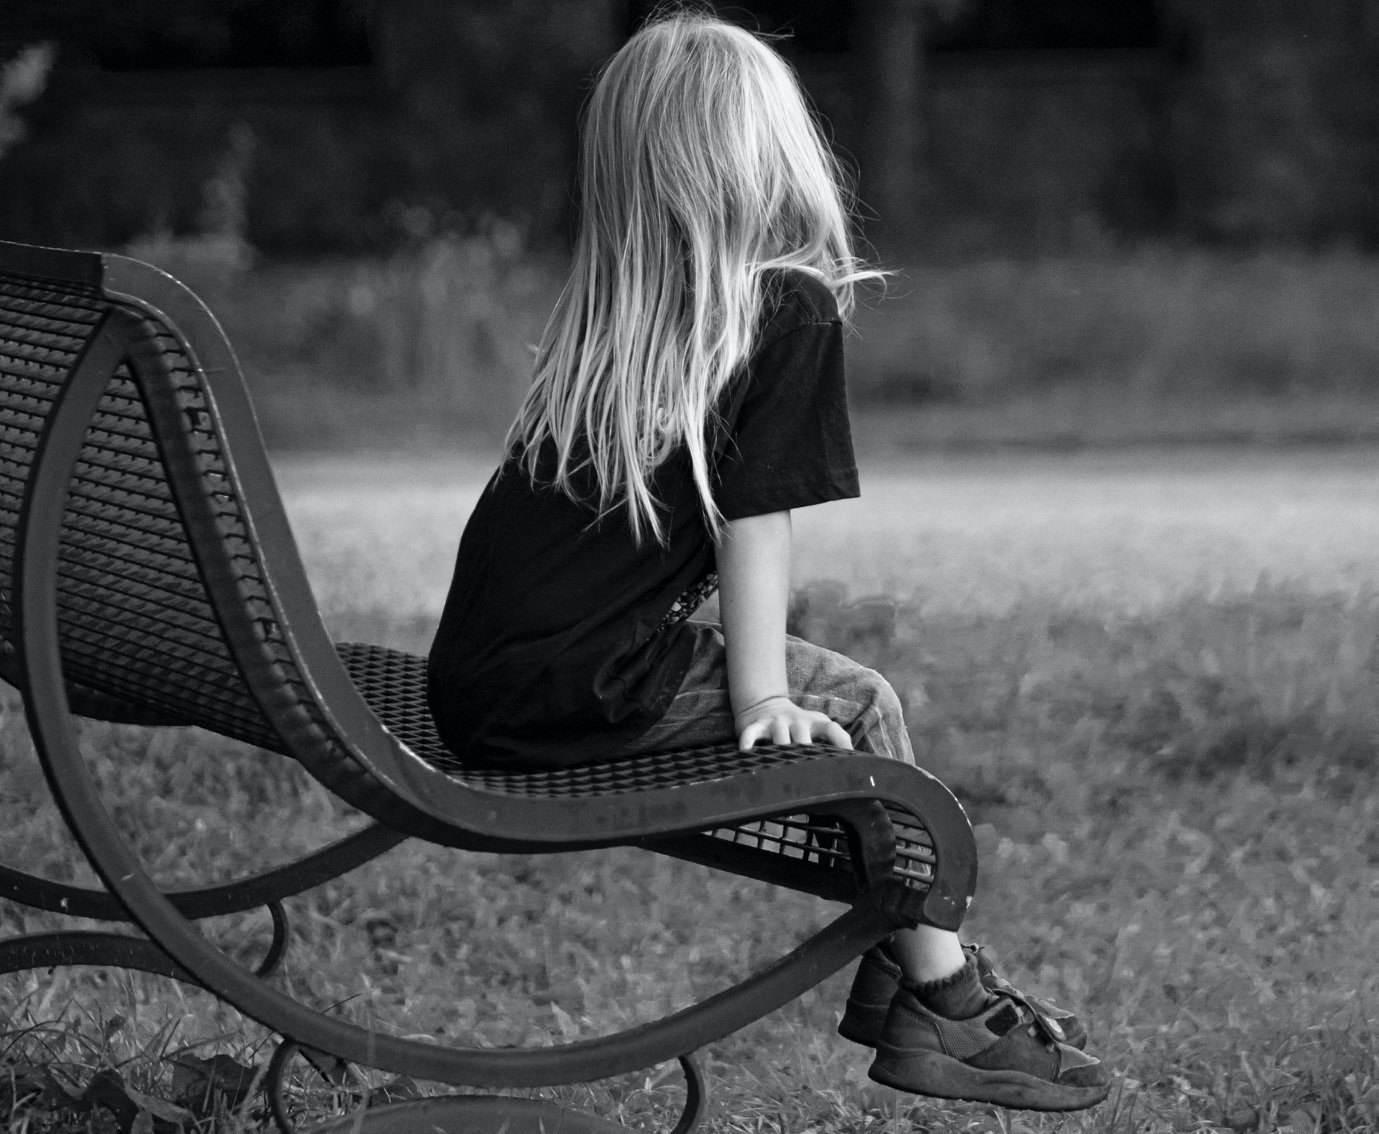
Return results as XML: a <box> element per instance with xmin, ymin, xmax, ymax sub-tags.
<box><xmin>2</xmin><ymin>0</ymin><xmax>1378</xmax><ymax>452</ymax></box>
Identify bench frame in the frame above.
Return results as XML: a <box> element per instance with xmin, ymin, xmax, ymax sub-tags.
<box><xmin>0</xmin><ymin>239</ymin><xmax>977</xmax><ymax>1133</ymax></box>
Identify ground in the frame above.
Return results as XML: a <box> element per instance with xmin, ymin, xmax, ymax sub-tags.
<box><xmin>273</xmin><ymin>440</ymin><xmax>1379</xmax><ymax>627</ymax></box>
<box><xmin>4</xmin><ymin>439</ymin><xmax>1376</xmax><ymax>1133</ymax></box>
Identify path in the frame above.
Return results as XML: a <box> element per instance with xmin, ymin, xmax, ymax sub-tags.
<box><xmin>274</xmin><ymin>445</ymin><xmax>1379</xmax><ymax>622</ymax></box>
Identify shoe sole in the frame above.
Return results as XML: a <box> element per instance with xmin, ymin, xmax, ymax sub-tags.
<box><xmin>868</xmin><ymin>1048</ymin><xmax>1112</xmax><ymax>1112</ymax></box>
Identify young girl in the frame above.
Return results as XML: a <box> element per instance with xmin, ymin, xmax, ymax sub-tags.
<box><xmin>427</xmin><ymin>9</ymin><xmax>1110</xmax><ymax>1113</ymax></box>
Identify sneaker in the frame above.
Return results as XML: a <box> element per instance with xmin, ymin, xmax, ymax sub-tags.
<box><xmin>839</xmin><ymin>943</ymin><xmax>1087</xmax><ymax>1050</ymax></box>
<box><xmin>868</xmin><ymin>981</ymin><xmax>1112</xmax><ymax>1111</ymax></box>
<box><xmin>837</xmin><ymin>943</ymin><xmax>903</xmax><ymax>1046</ymax></box>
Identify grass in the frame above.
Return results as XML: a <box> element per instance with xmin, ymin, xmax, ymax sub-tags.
<box><xmin>849</xmin><ymin>249</ymin><xmax>1379</xmax><ymax>401</ymax></box>
<box><xmin>2</xmin><ymin>451</ymin><xmax>1377</xmax><ymax>1132</ymax></box>
<box><xmin>847</xmin><ymin>249</ymin><xmax>1379</xmax><ymax>454</ymax></box>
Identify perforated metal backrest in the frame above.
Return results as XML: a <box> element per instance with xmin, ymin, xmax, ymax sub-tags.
<box><xmin>1</xmin><ymin>245</ymin><xmax>544</xmax><ymax>851</ymax></box>
<box><xmin>0</xmin><ymin>260</ymin><xmax>283</xmax><ymax>747</ymax></box>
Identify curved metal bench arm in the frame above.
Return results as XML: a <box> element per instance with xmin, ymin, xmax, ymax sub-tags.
<box><xmin>0</xmin><ymin>825</ymin><xmax>404</xmax><ymax>921</ymax></box>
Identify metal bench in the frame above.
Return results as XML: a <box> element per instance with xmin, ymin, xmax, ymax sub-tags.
<box><xmin>0</xmin><ymin>238</ymin><xmax>977</xmax><ymax>1133</ymax></box>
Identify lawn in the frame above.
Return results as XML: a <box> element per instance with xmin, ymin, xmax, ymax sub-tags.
<box><xmin>1</xmin><ymin>444</ymin><xmax>1377</xmax><ymax>1133</ymax></box>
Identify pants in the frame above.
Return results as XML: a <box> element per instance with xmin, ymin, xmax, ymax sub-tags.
<box><xmin>625</xmin><ymin>622</ymin><xmax>913</xmax><ymax>762</ymax></box>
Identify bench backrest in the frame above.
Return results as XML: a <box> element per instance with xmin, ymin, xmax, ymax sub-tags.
<box><xmin>0</xmin><ymin>243</ymin><xmax>340</xmax><ymax>755</ymax></box>
<box><xmin>0</xmin><ymin>238</ymin><xmax>476</xmax><ymax>850</ymax></box>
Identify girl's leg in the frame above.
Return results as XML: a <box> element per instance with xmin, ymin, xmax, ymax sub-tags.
<box><xmin>776</xmin><ymin>636</ymin><xmax>970</xmax><ymax>986</ymax></box>
<box><xmin>633</xmin><ymin>624</ymin><xmax>1110</xmax><ymax>1110</ymax></box>
<box><xmin>893</xmin><ymin>924</ymin><xmax>967</xmax><ymax>982</ymax></box>
<box><xmin>630</xmin><ymin>625</ymin><xmax>969</xmax><ymax>983</ymax></box>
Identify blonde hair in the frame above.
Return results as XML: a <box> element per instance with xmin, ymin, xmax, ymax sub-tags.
<box><xmin>507</xmin><ymin>8</ymin><xmax>878</xmax><ymax>544</ymax></box>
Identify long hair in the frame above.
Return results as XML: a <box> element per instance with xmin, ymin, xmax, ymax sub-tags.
<box><xmin>507</xmin><ymin>9</ymin><xmax>879</xmax><ymax>544</ymax></box>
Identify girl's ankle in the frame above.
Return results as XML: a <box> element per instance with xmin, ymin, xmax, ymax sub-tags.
<box><xmin>909</xmin><ymin>955</ymin><xmax>989</xmax><ymax>1020</ymax></box>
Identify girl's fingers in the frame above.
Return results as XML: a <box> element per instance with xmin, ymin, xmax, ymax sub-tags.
<box><xmin>739</xmin><ymin>709</ymin><xmax>852</xmax><ymax>751</ymax></box>
<box><xmin>823</xmin><ymin>719</ymin><xmax>853</xmax><ymax>749</ymax></box>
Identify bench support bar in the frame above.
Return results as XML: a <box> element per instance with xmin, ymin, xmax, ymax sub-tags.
<box><xmin>275</xmin><ymin>1048</ymin><xmax>709</xmax><ymax>1134</ymax></box>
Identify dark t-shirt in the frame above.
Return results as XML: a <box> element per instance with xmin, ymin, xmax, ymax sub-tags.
<box><xmin>426</xmin><ymin>270</ymin><xmax>859</xmax><ymax>768</ymax></box>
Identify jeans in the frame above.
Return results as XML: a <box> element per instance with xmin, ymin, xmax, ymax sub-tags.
<box><xmin>624</xmin><ymin>622</ymin><xmax>914</xmax><ymax>762</ymax></box>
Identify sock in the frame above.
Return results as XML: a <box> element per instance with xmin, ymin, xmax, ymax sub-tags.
<box><xmin>912</xmin><ymin>955</ymin><xmax>990</xmax><ymax>1020</ymax></box>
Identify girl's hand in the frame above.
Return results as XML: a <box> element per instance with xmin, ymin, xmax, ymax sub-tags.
<box><xmin>734</xmin><ymin>695</ymin><xmax>853</xmax><ymax>751</ymax></box>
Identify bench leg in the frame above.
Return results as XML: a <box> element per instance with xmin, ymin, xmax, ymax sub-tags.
<box><xmin>0</xmin><ymin>904</ymin><xmax>286</xmax><ymax>983</ymax></box>
<box><xmin>0</xmin><ymin>930</ymin><xmax>197</xmax><ymax>984</ymax></box>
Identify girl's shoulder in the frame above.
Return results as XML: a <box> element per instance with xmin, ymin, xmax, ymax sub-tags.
<box><xmin>761</xmin><ymin>268</ymin><xmax>841</xmax><ymax>335</ymax></box>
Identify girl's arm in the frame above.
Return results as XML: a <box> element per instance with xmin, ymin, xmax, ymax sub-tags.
<box><xmin>717</xmin><ymin>510</ymin><xmax>853</xmax><ymax>751</ymax></box>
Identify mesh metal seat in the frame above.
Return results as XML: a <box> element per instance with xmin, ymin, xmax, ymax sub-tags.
<box><xmin>0</xmin><ymin>239</ymin><xmax>977</xmax><ymax>1134</ymax></box>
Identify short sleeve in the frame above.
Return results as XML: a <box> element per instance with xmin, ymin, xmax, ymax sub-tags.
<box><xmin>713</xmin><ymin>316</ymin><xmax>861</xmax><ymax>521</ymax></box>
